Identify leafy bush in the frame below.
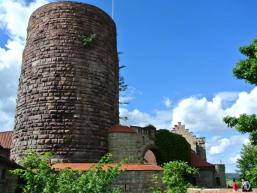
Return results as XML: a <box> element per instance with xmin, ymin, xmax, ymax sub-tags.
<box><xmin>152</xmin><ymin>161</ymin><xmax>198</xmax><ymax>193</ymax></box>
<box><xmin>12</xmin><ymin>151</ymin><xmax>123</xmax><ymax>193</ymax></box>
<box><xmin>155</xmin><ymin>129</ymin><xmax>191</xmax><ymax>165</ymax></box>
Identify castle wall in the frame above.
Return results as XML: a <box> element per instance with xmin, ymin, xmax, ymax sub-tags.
<box><xmin>172</xmin><ymin>122</ymin><xmax>206</xmax><ymax>160</ymax></box>
<box><xmin>112</xmin><ymin>170</ymin><xmax>163</xmax><ymax>193</ymax></box>
<box><xmin>11</xmin><ymin>2</ymin><xmax>119</xmax><ymax>163</ymax></box>
<box><xmin>172</xmin><ymin>122</ymin><xmax>198</xmax><ymax>152</ymax></box>
<box><xmin>214</xmin><ymin>164</ymin><xmax>226</xmax><ymax>188</ymax></box>
<box><xmin>108</xmin><ymin>126</ymin><xmax>156</xmax><ymax>163</ymax></box>
<box><xmin>196</xmin><ymin>169</ymin><xmax>215</xmax><ymax>188</ymax></box>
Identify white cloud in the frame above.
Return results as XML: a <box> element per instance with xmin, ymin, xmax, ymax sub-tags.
<box><xmin>229</xmin><ymin>154</ymin><xmax>241</xmax><ymax>164</ymax></box>
<box><xmin>120</xmin><ymin>108</ymin><xmax>172</xmax><ymax>129</ymax></box>
<box><xmin>0</xmin><ymin>0</ymin><xmax>49</xmax><ymax>40</ymax></box>
<box><xmin>209</xmin><ymin>138</ymin><xmax>230</xmax><ymax>155</ymax></box>
<box><xmin>0</xmin><ymin>96</ymin><xmax>16</xmax><ymax>130</ymax></box>
<box><xmin>215</xmin><ymin>91</ymin><xmax>239</xmax><ymax>102</ymax></box>
<box><xmin>172</xmin><ymin>95</ymin><xmax>225</xmax><ymax>132</ymax></box>
<box><xmin>163</xmin><ymin>97</ymin><xmax>172</xmax><ymax>108</ymax></box>
<box><xmin>171</xmin><ymin>87</ymin><xmax>257</xmax><ymax>132</ymax></box>
<box><xmin>0</xmin><ymin>0</ymin><xmax>50</xmax><ymax>70</ymax></box>
<box><xmin>207</xmin><ymin>135</ymin><xmax>249</xmax><ymax>155</ymax></box>
<box><xmin>0</xmin><ymin>0</ymin><xmax>49</xmax><ymax>131</ymax></box>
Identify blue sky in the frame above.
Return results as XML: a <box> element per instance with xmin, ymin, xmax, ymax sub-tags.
<box><xmin>1</xmin><ymin>0</ymin><xmax>257</xmax><ymax>172</ymax></box>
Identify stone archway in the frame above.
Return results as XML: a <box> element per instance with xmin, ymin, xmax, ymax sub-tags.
<box><xmin>144</xmin><ymin>149</ymin><xmax>157</xmax><ymax>164</ymax></box>
<box><xmin>142</xmin><ymin>144</ymin><xmax>159</xmax><ymax>165</ymax></box>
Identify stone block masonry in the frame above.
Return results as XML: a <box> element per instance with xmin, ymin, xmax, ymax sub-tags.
<box><xmin>11</xmin><ymin>2</ymin><xmax>119</xmax><ymax>163</ymax></box>
<box><xmin>52</xmin><ymin>163</ymin><xmax>163</xmax><ymax>193</ymax></box>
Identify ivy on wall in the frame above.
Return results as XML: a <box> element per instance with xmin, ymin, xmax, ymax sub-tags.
<box><xmin>155</xmin><ymin>129</ymin><xmax>191</xmax><ymax>165</ymax></box>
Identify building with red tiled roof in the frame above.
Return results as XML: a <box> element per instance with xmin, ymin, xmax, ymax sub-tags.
<box><xmin>109</xmin><ymin>125</ymin><xmax>136</xmax><ymax>133</ymax></box>
<box><xmin>108</xmin><ymin>125</ymin><xmax>158</xmax><ymax>164</ymax></box>
<box><xmin>172</xmin><ymin>122</ymin><xmax>226</xmax><ymax>188</ymax></box>
<box><xmin>0</xmin><ymin>131</ymin><xmax>13</xmax><ymax>149</ymax></box>
<box><xmin>0</xmin><ymin>131</ymin><xmax>13</xmax><ymax>159</ymax></box>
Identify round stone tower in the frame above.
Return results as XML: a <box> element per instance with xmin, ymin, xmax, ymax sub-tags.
<box><xmin>11</xmin><ymin>2</ymin><xmax>119</xmax><ymax>163</ymax></box>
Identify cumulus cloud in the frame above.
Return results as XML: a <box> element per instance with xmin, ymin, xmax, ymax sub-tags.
<box><xmin>0</xmin><ymin>0</ymin><xmax>49</xmax><ymax>40</ymax></box>
<box><xmin>120</xmin><ymin>108</ymin><xmax>172</xmax><ymax>129</ymax></box>
<box><xmin>0</xmin><ymin>0</ymin><xmax>49</xmax><ymax>131</ymax></box>
<box><xmin>171</xmin><ymin>87</ymin><xmax>257</xmax><ymax>132</ymax></box>
<box><xmin>207</xmin><ymin>135</ymin><xmax>249</xmax><ymax>155</ymax></box>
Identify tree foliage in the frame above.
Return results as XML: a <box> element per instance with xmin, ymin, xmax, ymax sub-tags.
<box><xmin>223</xmin><ymin>39</ymin><xmax>257</xmax><ymax>144</ymax></box>
<box><xmin>12</xmin><ymin>151</ymin><xmax>123</xmax><ymax>193</ymax></box>
<box><xmin>155</xmin><ymin>129</ymin><xmax>191</xmax><ymax>165</ymax></box>
<box><xmin>152</xmin><ymin>161</ymin><xmax>198</xmax><ymax>193</ymax></box>
<box><xmin>233</xmin><ymin>39</ymin><xmax>257</xmax><ymax>85</ymax></box>
<box><xmin>237</xmin><ymin>144</ymin><xmax>257</xmax><ymax>187</ymax></box>
<box><xmin>224</xmin><ymin>114</ymin><xmax>257</xmax><ymax>145</ymax></box>
<box><xmin>223</xmin><ymin>38</ymin><xmax>257</xmax><ymax>186</ymax></box>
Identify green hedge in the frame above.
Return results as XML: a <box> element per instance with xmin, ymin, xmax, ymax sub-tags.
<box><xmin>155</xmin><ymin>129</ymin><xmax>191</xmax><ymax>165</ymax></box>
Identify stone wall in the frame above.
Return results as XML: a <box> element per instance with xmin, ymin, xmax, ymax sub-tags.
<box><xmin>11</xmin><ymin>1</ymin><xmax>119</xmax><ymax>163</ymax></box>
<box><xmin>108</xmin><ymin>126</ymin><xmax>156</xmax><ymax>163</ymax></box>
<box><xmin>214</xmin><ymin>164</ymin><xmax>226</xmax><ymax>188</ymax></box>
<box><xmin>112</xmin><ymin>170</ymin><xmax>163</xmax><ymax>193</ymax></box>
<box><xmin>196</xmin><ymin>168</ymin><xmax>215</xmax><ymax>188</ymax></box>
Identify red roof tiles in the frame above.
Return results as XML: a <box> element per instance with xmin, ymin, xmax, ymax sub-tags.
<box><xmin>109</xmin><ymin>125</ymin><xmax>136</xmax><ymax>133</ymax></box>
<box><xmin>52</xmin><ymin>163</ymin><xmax>163</xmax><ymax>171</ymax></box>
<box><xmin>191</xmin><ymin>151</ymin><xmax>214</xmax><ymax>168</ymax></box>
<box><xmin>0</xmin><ymin>131</ymin><xmax>13</xmax><ymax>149</ymax></box>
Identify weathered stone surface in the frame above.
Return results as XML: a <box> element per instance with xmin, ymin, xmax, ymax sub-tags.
<box><xmin>112</xmin><ymin>170</ymin><xmax>163</xmax><ymax>193</ymax></box>
<box><xmin>11</xmin><ymin>1</ymin><xmax>119</xmax><ymax>163</ymax></box>
<box><xmin>108</xmin><ymin>126</ymin><xmax>157</xmax><ymax>163</ymax></box>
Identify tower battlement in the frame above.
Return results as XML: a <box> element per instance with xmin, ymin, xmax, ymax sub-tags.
<box><xmin>171</xmin><ymin>122</ymin><xmax>206</xmax><ymax>160</ymax></box>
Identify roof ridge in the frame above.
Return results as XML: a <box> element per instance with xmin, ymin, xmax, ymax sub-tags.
<box><xmin>0</xmin><ymin>130</ymin><xmax>13</xmax><ymax>133</ymax></box>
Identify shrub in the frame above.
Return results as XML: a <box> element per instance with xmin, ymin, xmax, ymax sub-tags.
<box><xmin>151</xmin><ymin>161</ymin><xmax>198</xmax><ymax>193</ymax></box>
<box><xmin>12</xmin><ymin>151</ymin><xmax>123</xmax><ymax>193</ymax></box>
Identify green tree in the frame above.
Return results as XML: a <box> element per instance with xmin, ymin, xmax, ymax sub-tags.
<box><xmin>237</xmin><ymin>144</ymin><xmax>257</xmax><ymax>187</ymax></box>
<box><xmin>224</xmin><ymin>114</ymin><xmax>257</xmax><ymax>145</ymax></box>
<box><xmin>12</xmin><ymin>151</ymin><xmax>123</xmax><ymax>193</ymax></box>
<box><xmin>223</xmin><ymin>38</ymin><xmax>257</xmax><ymax>186</ymax></box>
<box><xmin>224</xmin><ymin>38</ymin><xmax>257</xmax><ymax>145</ymax></box>
<box><xmin>152</xmin><ymin>161</ymin><xmax>198</xmax><ymax>193</ymax></box>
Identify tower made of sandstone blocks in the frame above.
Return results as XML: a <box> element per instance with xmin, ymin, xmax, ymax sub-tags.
<box><xmin>11</xmin><ymin>2</ymin><xmax>119</xmax><ymax>163</ymax></box>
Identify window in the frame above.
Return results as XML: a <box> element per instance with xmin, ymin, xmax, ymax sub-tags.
<box><xmin>216</xmin><ymin>177</ymin><xmax>221</xmax><ymax>186</ymax></box>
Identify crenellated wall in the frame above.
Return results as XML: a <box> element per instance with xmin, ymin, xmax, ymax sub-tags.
<box><xmin>172</xmin><ymin>122</ymin><xmax>206</xmax><ymax>160</ymax></box>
